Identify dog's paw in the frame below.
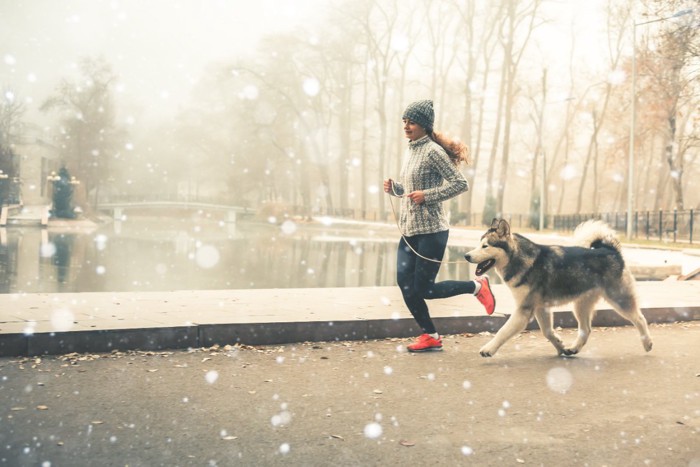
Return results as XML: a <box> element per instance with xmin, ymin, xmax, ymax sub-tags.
<box><xmin>561</xmin><ymin>348</ymin><xmax>579</xmax><ymax>357</ymax></box>
<box><xmin>479</xmin><ymin>346</ymin><xmax>495</xmax><ymax>357</ymax></box>
<box><xmin>642</xmin><ymin>338</ymin><xmax>653</xmax><ymax>352</ymax></box>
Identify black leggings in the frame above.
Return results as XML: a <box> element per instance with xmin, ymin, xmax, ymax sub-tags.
<box><xmin>397</xmin><ymin>230</ymin><xmax>476</xmax><ymax>334</ymax></box>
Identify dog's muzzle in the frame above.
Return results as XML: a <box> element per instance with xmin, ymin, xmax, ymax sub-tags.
<box><xmin>464</xmin><ymin>254</ymin><xmax>495</xmax><ymax>276</ymax></box>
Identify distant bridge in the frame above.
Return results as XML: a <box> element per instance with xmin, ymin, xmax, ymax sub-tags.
<box><xmin>97</xmin><ymin>200</ymin><xmax>254</xmax><ymax>222</ymax></box>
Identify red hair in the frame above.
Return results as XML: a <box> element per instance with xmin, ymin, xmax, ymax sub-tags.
<box><xmin>430</xmin><ymin>130</ymin><xmax>471</xmax><ymax>166</ymax></box>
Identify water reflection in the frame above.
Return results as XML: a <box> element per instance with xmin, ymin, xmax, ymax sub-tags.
<box><xmin>48</xmin><ymin>233</ymin><xmax>75</xmax><ymax>286</ymax></box>
<box><xmin>0</xmin><ymin>218</ymin><xmax>480</xmax><ymax>294</ymax></box>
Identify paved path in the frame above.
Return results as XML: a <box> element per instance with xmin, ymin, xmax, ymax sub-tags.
<box><xmin>1</xmin><ymin>321</ymin><xmax>698</xmax><ymax>466</ymax></box>
<box><xmin>1</xmin><ymin>281</ymin><xmax>698</xmax><ymax>357</ymax></box>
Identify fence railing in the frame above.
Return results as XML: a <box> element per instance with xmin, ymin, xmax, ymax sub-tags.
<box><xmin>549</xmin><ymin>210</ymin><xmax>696</xmax><ymax>244</ymax></box>
<box><xmin>306</xmin><ymin>207</ymin><xmax>697</xmax><ymax>245</ymax></box>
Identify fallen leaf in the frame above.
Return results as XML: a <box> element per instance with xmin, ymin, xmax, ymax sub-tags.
<box><xmin>373</xmin><ymin>389</ymin><xmax>383</xmax><ymax>394</ymax></box>
<box><xmin>10</xmin><ymin>407</ymin><xmax>26</xmax><ymax>411</ymax></box>
<box><xmin>330</xmin><ymin>434</ymin><xmax>344</xmax><ymax>440</ymax></box>
<box><xmin>516</xmin><ymin>459</ymin><xmax>525</xmax><ymax>464</ymax></box>
<box><xmin>202</xmin><ymin>358</ymin><xmax>211</xmax><ymax>363</ymax></box>
<box><xmin>400</xmin><ymin>440</ymin><xmax>415</xmax><ymax>447</ymax></box>
<box><xmin>147</xmin><ymin>369</ymin><xmax>158</xmax><ymax>373</ymax></box>
<box><xmin>36</xmin><ymin>405</ymin><xmax>49</xmax><ymax>410</ymax></box>
<box><xmin>221</xmin><ymin>436</ymin><xmax>238</xmax><ymax>440</ymax></box>
<box><xmin>91</xmin><ymin>421</ymin><xmax>104</xmax><ymax>425</ymax></box>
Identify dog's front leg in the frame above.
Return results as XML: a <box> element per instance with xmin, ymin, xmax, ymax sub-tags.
<box><xmin>480</xmin><ymin>308</ymin><xmax>532</xmax><ymax>357</ymax></box>
<box><xmin>534</xmin><ymin>308</ymin><xmax>566</xmax><ymax>355</ymax></box>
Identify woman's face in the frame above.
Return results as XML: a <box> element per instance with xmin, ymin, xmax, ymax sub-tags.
<box><xmin>403</xmin><ymin>119</ymin><xmax>427</xmax><ymax>141</ymax></box>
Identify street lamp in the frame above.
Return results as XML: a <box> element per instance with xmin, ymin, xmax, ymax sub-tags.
<box><xmin>537</xmin><ymin>69</ymin><xmax>576</xmax><ymax>231</ymax></box>
<box><xmin>539</xmin><ymin>70</ymin><xmax>547</xmax><ymax>231</ymax></box>
<box><xmin>628</xmin><ymin>8</ymin><xmax>694</xmax><ymax>238</ymax></box>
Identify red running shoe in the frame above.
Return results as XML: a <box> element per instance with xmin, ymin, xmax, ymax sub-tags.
<box><xmin>407</xmin><ymin>334</ymin><xmax>443</xmax><ymax>352</ymax></box>
<box><xmin>475</xmin><ymin>275</ymin><xmax>496</xmax><ymax>315</ymax></box>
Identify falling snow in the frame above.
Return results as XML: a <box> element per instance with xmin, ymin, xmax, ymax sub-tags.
<box><xmin>205</xmin><ymin>370</ymin><xmax>219</xmax><ymax>384</ymax></box>
<box><xmin>364</xmin><ymin>422</ymin><xmax>383</xmax><ymax>439</ymax></box>
<box><xmin>546</xmin><ymin>367</ymin><xmax>574</xmax><ymax>394</ymax></box>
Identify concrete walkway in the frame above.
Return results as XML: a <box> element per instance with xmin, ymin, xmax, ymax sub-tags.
<box><xmin>1</xmin><ymin>281</ymin><xmax>698</xmax><ymax>357</ymax></box>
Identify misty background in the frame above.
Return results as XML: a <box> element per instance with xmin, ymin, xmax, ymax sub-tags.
<box><xmin>1</xmin><ymin>0</ymin><xmax>699</xmax><ymax>226</ymax></box>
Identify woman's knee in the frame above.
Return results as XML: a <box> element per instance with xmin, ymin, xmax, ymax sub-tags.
<box><xmin>413</xmin><ymin>281</ymin><xmax>435</xmax><ymax>299</ymax></box>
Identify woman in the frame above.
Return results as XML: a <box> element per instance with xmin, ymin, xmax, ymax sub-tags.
<box><xmin>384</xmin><ymin>100</ymin><xmax>495</xmax><ymax>352</ymax></box>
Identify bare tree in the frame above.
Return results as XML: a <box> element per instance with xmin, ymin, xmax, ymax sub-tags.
<box><xmin>0</xmin><ymin>86</ymin><xmax>25</xmax><ymax>169</ymax></box>
<box><xmin>353</xmin><ymin>0</ymin><xmax>403</xmax><ymax>219</ymax></box>
<box><xmin>40</xmin><ymin>56</ymin><xmax>120</xmax><ymax>207</ymax></box>
<box><xmin>0</xmin><ymin>86</ymin><xmax>25</xmax><ymax>203</ymax></box>
<box><xmin>489</xmin><ymin>0</ymin><xmax>541</xmax><ymax>217</ymax></box>
<box><xmin>629</xmin><ymin>3</ymin><xmax>699</xmax><ymax>211</ymax></box>
<box><xmin>575</xmin><ymin>2</ymin><xmax>632</xmax><ymax>214</ymax></box>
<box><xmin>452</xmin><ymin>1</ymin><xmax>503</xmax><ymax>223</ymax></box>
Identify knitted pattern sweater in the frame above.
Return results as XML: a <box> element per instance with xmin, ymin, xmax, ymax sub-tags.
<box><xmin>390</xmin><ymin>135</ymin><xmax>468</xmax><ymax>236</ymax></box>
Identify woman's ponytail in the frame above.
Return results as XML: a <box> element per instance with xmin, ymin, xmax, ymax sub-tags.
<box><xmin>430</xmin><ymin>130</ymin><xmax>471</xmax><ymax>166</ymax></box>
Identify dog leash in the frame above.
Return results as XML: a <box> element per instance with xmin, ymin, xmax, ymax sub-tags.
<box><xmin>387</xmin><ymin>183</ymin><xmax>467</xmax><ymax>265</ymax></box>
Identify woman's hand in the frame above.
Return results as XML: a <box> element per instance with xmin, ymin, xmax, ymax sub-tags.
<box><xmin>383</xmin><ymin>179</ymin><xmax>393</xmax><ymax>194</ymax></box>
<box><xmin>407</xmin><ymin>191</ymin><xmax>425</xmax><ymax>204</ymax></box>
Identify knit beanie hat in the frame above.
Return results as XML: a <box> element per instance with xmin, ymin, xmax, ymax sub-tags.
<box><xmin>403</xmin><ymin>100</ymin><xmax>434</xmax><ymax>132</ymax></box>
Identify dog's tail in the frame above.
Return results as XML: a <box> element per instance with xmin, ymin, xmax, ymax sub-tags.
<box><xmin>573</xmin><ymin>220</ymin><xmax>621</xmax><ymax>252</ymax></box>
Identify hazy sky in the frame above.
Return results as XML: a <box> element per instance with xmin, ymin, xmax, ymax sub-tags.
<box><xmin>1</xmin><ymin>0</ymin><xmax>326</xmax><ymax>124</ymax></box>
<box><xmin>2</xmin><ymin>0</ymin><xmax>614</xmax><ymax>128</ymax></box>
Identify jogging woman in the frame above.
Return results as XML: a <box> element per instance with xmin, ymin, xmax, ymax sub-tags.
<box><xmin>384</xmin><ymin>100</ymin><xmax>495</xmax><ymax>352</ymax></box>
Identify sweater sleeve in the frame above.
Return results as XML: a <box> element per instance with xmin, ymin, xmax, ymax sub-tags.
<box><xmin>422</xmin><ymin>148</ymin><xmax>468</xmax><ymax>204</ymax></box>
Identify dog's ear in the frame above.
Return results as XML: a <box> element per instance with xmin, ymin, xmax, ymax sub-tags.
<box><xmin>490</xmin><ymin>218</ymin><xmax>500</xmax><ymax>229</ymax></box>
<box><xmin>495</xmin><ymin>219</ymin><xmax>510</xmax><ymax>237</ymax></box>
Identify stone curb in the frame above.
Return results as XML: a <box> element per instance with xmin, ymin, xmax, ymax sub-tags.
<box><xmin>2</xmin><ymin>306</ymin><xmax>697</xmax><ymax>357</ymax></box>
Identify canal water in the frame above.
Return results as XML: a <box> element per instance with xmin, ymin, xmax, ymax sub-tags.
<box><xmin>0</xmin><ymin>216</ymin><xmax>478</xmax><ymax>294</ymax></box>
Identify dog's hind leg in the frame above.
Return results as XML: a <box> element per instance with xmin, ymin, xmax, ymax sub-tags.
<box><xmin>604</xmin><ymin>274</ymin><xmax>653</xmax><ymax>352</ymax></box>
<box><xmin>480</xmin><ymin>308</ymin><xmax>532</xmax><ymax>357</ymax></box>
<box><xmin>534</xmin><ymin>308</ymin><xmax>566</xmax><ymax>355</ymax></box>
<box><xmin>563</xmin><ymin>294</ymin><xmax>598</xmax><ymax>356</ymax></box>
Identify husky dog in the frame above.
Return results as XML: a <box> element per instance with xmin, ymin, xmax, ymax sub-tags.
<box><xmin>464</xmin><ymin>218</ymin><xmax>653</xmax><ymax>357</ymax></box>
